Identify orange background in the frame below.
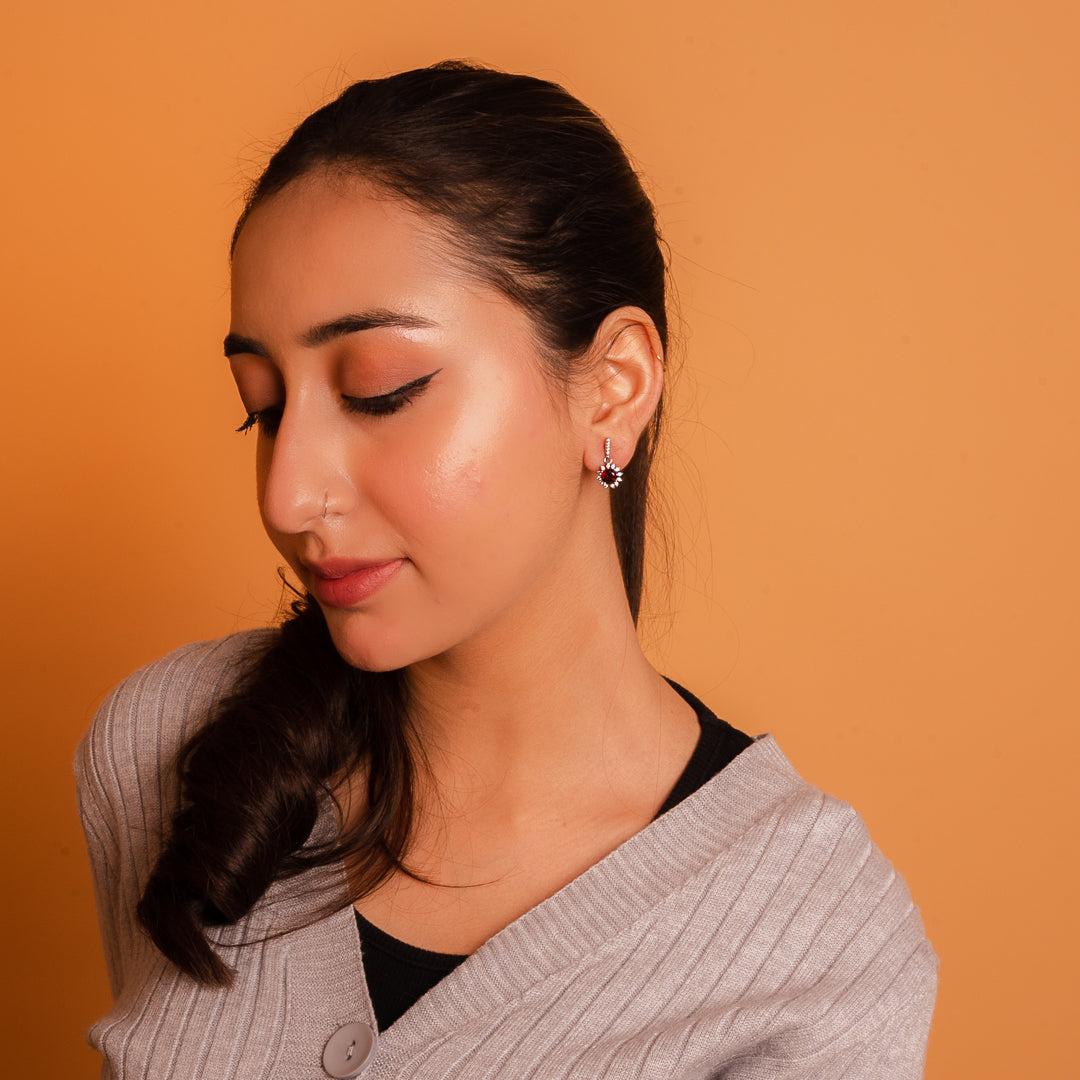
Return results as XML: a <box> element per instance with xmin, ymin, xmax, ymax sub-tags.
<box><xmin>2</xmin><ymin>2</ymin><xmax>1077</xmax><ymax>1076</ymax></box>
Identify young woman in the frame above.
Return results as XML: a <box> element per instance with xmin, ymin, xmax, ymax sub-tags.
<box><xmin>77</xmin><ymin>62</ymin><xmax>936</xmax><ymax>1078</ymax></box>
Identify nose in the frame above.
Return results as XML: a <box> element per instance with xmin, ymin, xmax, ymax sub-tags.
<box><xmin>257</xmin><ymin>401</ymin><xmax>355</xmax><ymax>536</ymax></box>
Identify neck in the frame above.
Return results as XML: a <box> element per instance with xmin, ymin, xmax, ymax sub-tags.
<box><xmin>404</xmin><ymin>524</ymin><xmax>693</xmax><ymax>819</ymax></box>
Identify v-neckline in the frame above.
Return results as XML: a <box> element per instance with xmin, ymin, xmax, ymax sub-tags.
<box><xmin>335</xmin><ymin>735</ymin><xmax>794</xmax><ymax>1047</ymax></box>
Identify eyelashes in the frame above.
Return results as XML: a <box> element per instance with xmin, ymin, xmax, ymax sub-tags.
<box><xmin>343</xmin><ymin>369</ymin><xmax>439</xmax><ymax>418</ymax></box>
<box><xmin>236</xmin><ymin>370</ymin><xmax>441</xmax><ymax>437</ymax></box>
<box><xmin>235</xmin><ymin>406</ymin><xmax>281</xmax><ymax>436</ymax></box>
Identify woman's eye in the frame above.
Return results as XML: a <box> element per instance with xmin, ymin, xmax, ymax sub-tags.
<box><xmin>235</xmin><ymin>404</ymin><xmax>283</xmax><ymax>437</ymax></box>
<box><xmin>234</xmin><ymin>371</ymin><xmax>439</xmax><ymax>436</ymax></box>
<box><xmin>343</xmin><ymin>369</ymin><xmax>440</xmax><ymax>419</ymax></box>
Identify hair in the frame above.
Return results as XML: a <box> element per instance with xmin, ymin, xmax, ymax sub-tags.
<box><xmin>138</xmin><ymin>60</ymin><xmax>670</xmax><ymax>984</ymax></box>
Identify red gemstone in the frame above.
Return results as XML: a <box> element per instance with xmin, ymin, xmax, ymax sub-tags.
<box><xmin>600</xmin><ymin>466</ymin><xmax>618</xmax><ymax>485</ymax></box>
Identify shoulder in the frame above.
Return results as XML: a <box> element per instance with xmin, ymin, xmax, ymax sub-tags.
<box><xmin>75</xmin><ymin>629</ymin><xmax>276</xmax><ymax>825</ymax></box>
<box><xmin>718</xmin><ymin>737</ymin><xmax>935</xmax><ymax>1026</ymax></box>
<box><xmin>684</xmin><ymin>734</ymin><xmax>904</xmax><ymax>867</ymax></box>
<box><xmin>687</xmin><ymin>734</ymin><xmax>932</xmax><ymax>935</ymax></box>
<box><xmin>74</xmin><ymin>630</ymin><xmax>280</xmax><ymax>998</ymax></box>
<box><xmin>632</xmin><ymin>736</ymin><xmax>938</xmax><ymax>1067</ymax></box>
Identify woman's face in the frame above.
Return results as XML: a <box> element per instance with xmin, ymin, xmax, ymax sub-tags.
<box><xmin>228</xmin><ymin>173</ymin><xmax>593</xmax><ymax>671</ymax></box>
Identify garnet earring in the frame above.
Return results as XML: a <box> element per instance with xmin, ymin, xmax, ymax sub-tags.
<box><xmin>597</xmin><ymin>438</ymin><xmax>624</xmax><ymax>489</ymax></box>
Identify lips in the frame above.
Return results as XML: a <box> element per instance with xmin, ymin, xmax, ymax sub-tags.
<box><xmin>303</xmin><ymin>557</ymin><xmax>405</xmax><ymax>608</ymax></box>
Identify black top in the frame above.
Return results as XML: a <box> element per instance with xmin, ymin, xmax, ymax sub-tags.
<box><xmin>356</xmin><ymin>681</ymin><xmax>752</xmax><ymax>1030</ymax></box>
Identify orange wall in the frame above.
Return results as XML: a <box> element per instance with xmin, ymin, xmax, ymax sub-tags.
<box><xmin>2</xmin><ymin>2</ymin><xmax>1077</xmax><ymax>1075</ymax></box>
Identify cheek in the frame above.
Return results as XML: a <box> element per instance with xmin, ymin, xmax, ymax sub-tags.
<box><xmin>423</xmin><ymin>444</ymin><xmax>487</xmax><ymax>514</ymax></box>
<box><xmin>382</xmin><ymin>445</ymin><xmax>495</xmax><ymax>564</ymax></box>
<box><xmin>404</xmin><ymin>379</ymin><xmax>526</xmax><ymax>521</ymax></box>
<box><xmin>395</xmin><ymin>405</ymin><xmax>576</xmax><ymax>577</ymax></box>
<box><xmin>254</xmin><ymin>443</ymin><xmax>274</xmax><ymax>535</ymax></box>
<box><xmin>255</xmin><ymin>441</ymin><xmax>270</xmax><ymax>502</ymax></box>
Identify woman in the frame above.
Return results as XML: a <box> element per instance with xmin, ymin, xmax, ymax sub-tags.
<box><xmin>77</xmin><ymin>62</ymin><xmax>936</xmax><ymax>1078</ymax></box>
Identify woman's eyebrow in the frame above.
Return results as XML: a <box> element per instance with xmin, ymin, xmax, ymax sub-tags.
<box><xmin>223</xmin><ymin>309</ymin><xmax>438</xmax><ymax>358</ymax></box>
<box><xmin>302</xmin><ymin>310</ymin><xmax>438</xmax><ymax>347</ymax></box>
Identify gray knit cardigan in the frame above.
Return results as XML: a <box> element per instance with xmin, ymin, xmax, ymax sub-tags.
<box><xmin>77</xmin><ymin>632</ymin><xmax>937</xmax><ymax>1079</ymax></box>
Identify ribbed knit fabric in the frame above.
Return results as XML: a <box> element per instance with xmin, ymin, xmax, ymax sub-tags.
<box><xmin>76</xmin><ymin>632</ymin><xmax>937</xmax><ymax>1079</ymax></box>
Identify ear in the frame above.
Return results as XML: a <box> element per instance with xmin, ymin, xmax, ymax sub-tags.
<box><xmin>581</xmin><ymin>306</ymin><xmax>665</xmax><ymax>473</ymax></box>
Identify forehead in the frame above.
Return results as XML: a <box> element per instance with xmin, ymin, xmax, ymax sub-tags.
<box><xmin>231</xmin><ymin>175</ymin><xmax>464</xmax><ymax>318</ymax></box>
<box><xmin>227</xmin><ymin>172</ymin><xmax>561</xmax><ymax>382</ymax></box>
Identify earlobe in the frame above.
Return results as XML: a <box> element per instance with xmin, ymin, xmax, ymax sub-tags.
<box><xmin>583</xmin><ymin>307</ymin><xmax>664</xmax><ymax>472</ymax></box>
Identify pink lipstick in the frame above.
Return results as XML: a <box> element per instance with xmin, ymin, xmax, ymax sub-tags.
<box><xmin>305</xmin><ymin>558</ymin><xmax>404</xmax><ymax>608</ymax></box>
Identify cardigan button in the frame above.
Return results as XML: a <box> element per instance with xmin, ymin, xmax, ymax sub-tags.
<box><xmin>322</xmin><ymin>1022</ymin><xmax>377</xmax><ymax>1078</ymax></box>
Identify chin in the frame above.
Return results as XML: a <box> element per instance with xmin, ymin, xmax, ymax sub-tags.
<box><xmin>320</xmin><ymin>608</ymin><xmax>425</xmax><ymax>674</ymax></box>
<box><xmin>326</xmin><ymin>630</ymin><xmax>408</xmax><ymax>674</ymax></box>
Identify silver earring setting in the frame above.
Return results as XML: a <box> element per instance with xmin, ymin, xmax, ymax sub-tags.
<box><xmin>597</xmin><ymin>438</ymin><xmax>624</xmax><ymax>489</ymax></box>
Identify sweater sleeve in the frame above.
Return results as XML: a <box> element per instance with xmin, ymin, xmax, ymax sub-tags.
<box><xmin>836</xmin><ymin>961</ymin><xmax>937</xmax><ymax>1078</ymax></box>
<box><xmin>74</xmin><ymin>632</ymin><xmax>272</xmax><ymax>1000</ymax></box>
<box><xmin>722</xmin><ymin>946</ymin><xmax>937</xmax><ymax>1079</ymax></box>
<box><xmin>75</xmin><ymin>690</ymin><xmax>130</xmax><ymax>1000</ymax></box>
<box><xmin>711</xmin><ymin>795</ymin><xmax>938</xmax><ymax>1080</ymax></box>
<box><xmin>717</xmin><ymin>958</ymin><xmax>936</xmax><ymax>1079</ymax></box>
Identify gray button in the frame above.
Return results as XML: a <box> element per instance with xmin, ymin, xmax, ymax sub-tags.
<box><xmin>322</xmin><ymin>1022</ymin><xmax>377</xmax><ymax>1078</ymax></box>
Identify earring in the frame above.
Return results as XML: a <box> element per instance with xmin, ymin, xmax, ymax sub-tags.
<box><xmin>597</xmin><ymin>438</ymin><xmax>624</xmax><ymax>489</ymax></box>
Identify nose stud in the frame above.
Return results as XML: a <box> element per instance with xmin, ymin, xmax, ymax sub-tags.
<box><xmin>322</xmin><ymin>493</ymin><xmax>329</xmax><ymax>519</ymax></box>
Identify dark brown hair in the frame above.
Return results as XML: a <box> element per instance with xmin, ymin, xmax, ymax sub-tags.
<box><xmin>138</xmin><ymin>60</ymin><xmax>669</xmax><ymax>984</ymax></box>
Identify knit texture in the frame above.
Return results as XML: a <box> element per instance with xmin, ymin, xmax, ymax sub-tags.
<box><xmin>76</xmin><ymin>632</ymin><xmax>937</xmax><ymax>1079</ymax></box>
